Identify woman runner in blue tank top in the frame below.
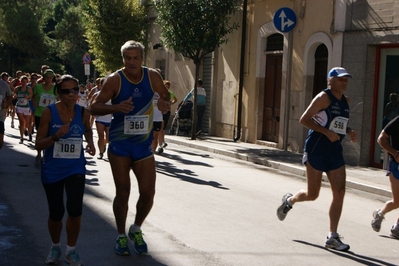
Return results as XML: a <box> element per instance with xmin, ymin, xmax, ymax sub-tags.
<box><xmin>35</xmin><ymin>75</ymin><xmax>95</xmax><ymax>265</ymax></box>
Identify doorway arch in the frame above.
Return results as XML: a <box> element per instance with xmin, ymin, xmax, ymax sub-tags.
<box><xmin>312</xmin><ymin>44</ymin><xmax>329</xmax><ymax>97</ymax></box>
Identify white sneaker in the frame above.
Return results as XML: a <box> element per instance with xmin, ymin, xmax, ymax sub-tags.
<box><xmin>325</xmin><ymin>235</ymin><xmax>350</xmax><ymax>251</ymax></box>
<box><xmin>65</xmin><ymin>249</ymin><xmax>83</xmax><ymax>266</ymax></box>
<box><xmin>45</xmin><ymin>246</ymin><xmax>61</xmax><ymax>265</ymax></box>
<box><xmin>371</xmin><ymin>209</ymin><xmax>384</xmax><ymax>232</ymax></box>
<box><xmin>390</xmin><ymin>225</ymin><xmax>399</xmax><ymax>239</ymax></box>
<box><xmin>276</xmin><ymin>193</ymin><xmax>292</xmax><ymax>221</ymax></box>
<box><xmin>155</xmin><ymin>147</ymin><xmax>164</xmax><ymax>154</ymax></box>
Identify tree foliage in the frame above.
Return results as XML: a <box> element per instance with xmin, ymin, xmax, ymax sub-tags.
<box><xmin>52</xmin><ymin>2</ymin><xmax>89</xmax><ymax>80</ymax></box>
<box><xmin>155</xmin><ymin>0</ymin><xmax>240</xmax><ymax>65</ymax></box>
<box><xmin>0</xmin><ymin>0</ymin><xmax>51</xmax><ymax>72</ymax></box>
<box><xmin>83</xmin><ymin>0</ymin><xmax>149</xmax><ymax>75</ymax></box>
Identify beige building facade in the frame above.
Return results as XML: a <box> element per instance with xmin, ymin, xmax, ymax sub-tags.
<box><xmin>144</xmin><ymin>0</ymin><xmax>399</xmax><ymax>168</ymax></box>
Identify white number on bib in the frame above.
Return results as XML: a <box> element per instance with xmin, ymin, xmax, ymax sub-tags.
<box><xmin>53</xmin><ymin>138</ymin><xmax>82</xmax><ymax>159</ymax></box>
<box><xmin>124</xmin><ymin>115</ymin><xmax>149</xmax><ymax>135</ymax></box>
<box><xmin>18</xmin><ymin>98</ymin><xmax>28</xmax><ymax>105</ymax></box>
<box><xmin>329</xmin><ymin>116</ymin><xmax>348</xmax><ymax>135</ymax></box>
<box><xmin>39</xmin><ymin>93</ymin><xmax>57</xmax><ymax>107</ymax></box>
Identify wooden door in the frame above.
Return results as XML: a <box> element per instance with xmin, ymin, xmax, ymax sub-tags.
<box><xmin>262</xmin><ymin>54</ymin><xmax>282</xmax><ymax>142</ymax></box>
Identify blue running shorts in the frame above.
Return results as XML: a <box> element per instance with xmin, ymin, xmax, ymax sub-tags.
<box><xmin>109</xmin><ymin>140</ymin><xmax>153</xmax><ymax>162</ymax></box>
<box><xmin>302</xmin><ymin>151</ymin><xmax>345</xmax><ymax>172</ymax></box>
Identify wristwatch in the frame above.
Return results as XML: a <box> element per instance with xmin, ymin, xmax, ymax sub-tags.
<box><xmin>51</xmin><ymin>133</ymin><xmax>60</xmax><ymax>141</ymax></box>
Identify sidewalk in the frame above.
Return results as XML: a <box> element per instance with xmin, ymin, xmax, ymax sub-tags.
<box><xmin>164</xmin><ymin>134</ymin><xmax>392</xmax><ymax>198</ymax></box>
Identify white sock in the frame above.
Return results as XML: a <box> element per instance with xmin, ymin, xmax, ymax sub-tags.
<box><xmin>130</xmin><ymin>224</ymin><xmax>141</xmax><ymax>233</ymax></box>
<box><xmin>393</xmin><ymin>222</ymin><xmax>399</xmax><ymax>229</ymax></box>
<box><xmin>51</xmin><ymin>243</ymin><xmax>60</xmax><ymax>248</ymax></box>
<box><xmin>65</xmin><ymin>245</ymin><xmax>75</xmax><ymax>254</ymax></box>
<box><xmin>117</xmin><ymin>233</ymin><xmax>126</xmax><ymax>238</ymax></box>
<box><xmin>287</xmin><ymin>197</ymin><xmax>293</xmax><ymax>207</ymax></box>
<box><xmin>328</xmin><ymin>232</ymin><xmax>338</xmax><ymax>238</ymax></box>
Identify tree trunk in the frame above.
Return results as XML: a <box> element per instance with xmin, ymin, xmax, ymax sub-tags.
<box><xmin>190</xmin><ymin>62</ymin><xmax>201</xmax><ymax>140</ymax></box>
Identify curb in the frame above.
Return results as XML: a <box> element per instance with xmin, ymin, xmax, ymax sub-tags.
<box><xmin>165</xmin><ymin>137</ymin><xmax>391</xmax><ymax>198</ymax></box>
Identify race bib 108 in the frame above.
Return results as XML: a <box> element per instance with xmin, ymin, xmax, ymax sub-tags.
<box><xmin>53</xmin><ymin>138</ymin><xmax>82</xmax><ymax>159</ymax></box>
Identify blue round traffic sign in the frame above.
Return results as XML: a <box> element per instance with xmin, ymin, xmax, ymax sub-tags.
<box><xmin>273</xmin><ymin>7</ymin><xmax>297</xmax><ymax>33</ymax></box>
<box><xmin>83</xmin><ymin>53</ymin><xmax>91</xmax><ymax>64</ymax></box>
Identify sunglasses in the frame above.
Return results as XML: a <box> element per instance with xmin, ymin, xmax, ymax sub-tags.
<box><xmin>59</xmin><ymin>87</ymin><xmax>79</xmax><ymax>95</ymax></box>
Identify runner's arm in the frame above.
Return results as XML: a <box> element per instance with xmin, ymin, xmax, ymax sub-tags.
<box><xmin>89</xmin><ymin>74</ymin><xmax>133</xmax><ymax>115</ymax></box>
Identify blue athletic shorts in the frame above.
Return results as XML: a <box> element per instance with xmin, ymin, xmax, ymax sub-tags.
<box><xmin>387</xmin><ymin>158</ymin><xmax>399</xmax><ymax>180</ymax></box>
<box><xmin>302</xmin><ymin>151</ymin><xmax>345</xmax><ymax>172</ymax></box>
<box><xmin>109</xmin><ymin>140</ymin><xmax>153</xmax><ymax>162</ymax></box>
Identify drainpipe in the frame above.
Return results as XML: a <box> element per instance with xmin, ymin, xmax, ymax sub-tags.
<box><xmin>234</xmin><ymin>0</ymin><xmax>248</xmax><ymax>142</ymax></box>
<box><xmin>283</xmin><ymin>31</ymin><xmax>294</xmax><ymax>150</ymax></box>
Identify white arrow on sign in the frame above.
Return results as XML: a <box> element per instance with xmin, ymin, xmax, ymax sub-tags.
<box><xmin>279</xmin><ymin>10</ymin><xmax>295</xmax><ymax>31</ymax></box>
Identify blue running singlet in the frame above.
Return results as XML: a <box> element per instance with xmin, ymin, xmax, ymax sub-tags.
<box><xmin>304</xmin><ymin>88</ymin><xmax>350</xmax><ymax>156</ymax></box>
<box><xmin>108</xmin><ymin>67</ymin><xmax>155</xmax><ymax>160</ymax></box>
<box><xmin>41</xmin><ymin>104</ymin><xmax>86</xmax><ymax>184</ymax></box>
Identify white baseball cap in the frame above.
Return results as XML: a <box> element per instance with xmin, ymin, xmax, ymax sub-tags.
<box><xmin>328</xmin><ymin>67</ymin><xmax>352</xmax><ymax>78</ymax></box>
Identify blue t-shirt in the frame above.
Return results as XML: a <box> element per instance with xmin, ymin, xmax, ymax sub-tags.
<box><xmin>183</xmin><ymin>87</ymin><xmax>206</xmax><ymax>105</ymax></box>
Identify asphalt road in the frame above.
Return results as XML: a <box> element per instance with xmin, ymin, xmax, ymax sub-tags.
<box><xmin>1</xmin><ymin>123</ymin><xmax>399</xmax><ymax>265</ymax></box>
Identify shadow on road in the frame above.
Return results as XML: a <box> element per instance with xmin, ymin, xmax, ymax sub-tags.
<box><xmin>155</xmin><ymin>160</ymin><xmax>229</xmax><ymax>190</ymax></box>
<box><xmin>293</xmin><ymin>239</ymin><xmax>397</xmax><ymax>266</ymax></box>
<box><xmin>161</xmin><ymin>149</ymin><xmax>213</xmax><ymax>167</ymax></box>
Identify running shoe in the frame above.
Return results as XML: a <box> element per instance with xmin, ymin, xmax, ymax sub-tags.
<box><xmin>45</xmin><ymin>246</ymin><xmax>61</xmax><ymax>265</ymax></box>
<box><xmin>277</xmin><ymin>193</ymin><xmax>292</xmax><ymax>221</ymax></box>
<box><xmin>155</xmin><ymin>147</ymin><xmax>163</xmax><ymax>155</ymax></box>
<box><xmin>371</xmin><ymin>209</ymin><xmax>384</xmax><ymax>232</ymax></box>
<box><xmin>325</xmin><ymin>235</ymin><xmax>350</xmax><ymax>251</ymax></box>
<box><xmin>64</xmin><ymin>249</ymin><xmax>83</xmax><ymax>265</ymax></box>
<box><xmin>390</xmin><ymin>225</ymin><xmax>399</xmax><ymax>239</ymax></box>
<box><xmin>161</xmin><ymin>142</ymin><xmax>168</xmax><ymax>148</ymax></box>
<box><xmin>19</xmin><ymin>138</ymin><xmax>23</xmax><ymax>144</ymax></box>
<box><xmin>128</xmin><ymin>226</ymin><xmax>148</xmax><ymax>255</ymax></box>
<box><xmin>114</xmin><ymin>236</ymin><xmax>130</xmax><ymax>256</ymax></box>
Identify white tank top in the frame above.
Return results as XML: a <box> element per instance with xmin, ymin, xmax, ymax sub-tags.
<box><xmin>153</xmin><ymin>92</ymin><xmax>163</xmax><ymax>122</ymax></box>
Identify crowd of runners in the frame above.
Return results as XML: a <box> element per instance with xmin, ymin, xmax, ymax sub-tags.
<box><xmin>0</xmin><ymin>66</ymin><xmax>112</xmax><ymax>162</ymax></box>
